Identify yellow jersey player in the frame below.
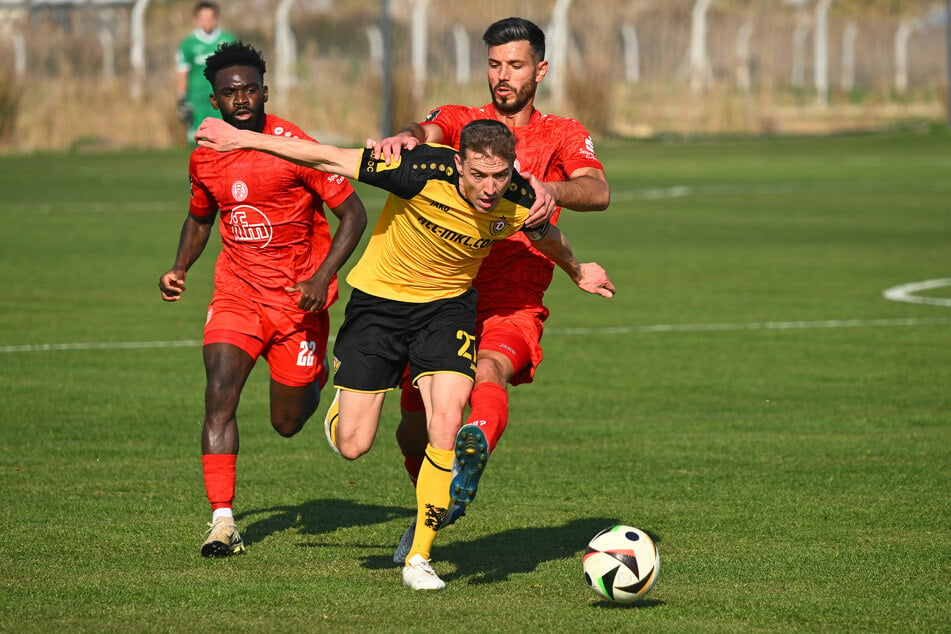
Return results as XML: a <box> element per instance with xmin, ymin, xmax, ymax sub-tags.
<box><xmin>195</xmin><ymin>115</ymin><xmax>615</xmax><ymax>590</ymax></box>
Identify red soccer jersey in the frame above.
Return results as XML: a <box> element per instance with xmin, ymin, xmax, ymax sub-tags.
<box><xmin>421</xmin><ymin>103</ymin><xmax>604</xmax><ymax>310</ymax></box>
<box><xmin>188</xmin><ymin>114</ymin><xmax>355</xmax><ymax>311</ymax></box>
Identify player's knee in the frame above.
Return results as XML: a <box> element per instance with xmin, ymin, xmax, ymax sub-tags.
<box><xmin>202</xmin><ymin>412</ymin><xmax>235</xmax><ymax>432</ymax></box>
<box><xmin>474</xmin><ymin>355</ymin><xmax>513</xmax><ymax>386</ymax></box>
<box><xmin>337</xmin><ymin>441</ymin><xmax>370</xmax><ymax>461</ymax></box>
<box><xmin>272</xmin><ymin>421</ymin><xmax>303</xmax><ymax>438</ymax></box>
<box><xmin>270</xmin><ymin>411</ymin><xmax>309</xmax><ymax>438</ymax></box>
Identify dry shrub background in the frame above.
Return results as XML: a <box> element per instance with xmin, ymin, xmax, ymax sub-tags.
<box><xmin>0</xmin><ymin>0</ymin><xmax>946</xmax><ymax>153</ymax></box>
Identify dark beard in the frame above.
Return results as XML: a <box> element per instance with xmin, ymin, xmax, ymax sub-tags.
<box><xmin>491</xmin><ymin>82</ymin><xmax>536</xmax><ymax>115</ymax></box>
<box><xmin>226</xmin><ymin>107</ymin><xmax>266</xmax><ymax>132</ymax></box>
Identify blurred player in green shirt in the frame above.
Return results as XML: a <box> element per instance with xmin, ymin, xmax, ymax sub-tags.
<box><xmin>175</xmin><ymin>1</ymin><xmax>235</xmax><ymax>143</ymax></box>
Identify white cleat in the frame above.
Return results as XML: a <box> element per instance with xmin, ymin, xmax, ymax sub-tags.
<box><xmin>201</xmin><ymin>517</ymin><xmax>246</xmax><ymax>558</ymax></box>
<box><xmin>402</xmin><ymin>554</ymin><xmax>446</xmax><ymax>591</ymax></box>
<box><xmin>393</xmin><ymin>504</ymin><xmax>466</xmax><ymax>564</ymax></box>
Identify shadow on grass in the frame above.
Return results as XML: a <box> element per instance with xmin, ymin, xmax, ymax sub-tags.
<box><xmin>361</xmin><ymin>517</ymin><xmax>655</xmax><ymax>586</ymax></box>
<box><xmin>590</xmin><ymin>598</ymin><xmax>665</xmax><ymax>610</ymax></box>
<box><xmin>236</xmin><ymin>498</ymin><xmax>413</xmax><ymax>546</ymax></box>
<box><xmin>237</xmin><ymin>503</ymin><xmax>665</xmax><ymax>602</ymax></box>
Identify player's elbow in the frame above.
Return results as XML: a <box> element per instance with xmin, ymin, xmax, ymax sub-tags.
<box><xmin>572</xmin><ymin>181</ymin><xmax>610</xmax><ymax>211</ymax></box>
<box><xmin>574</xmin><ymin>192</ymin><xmax>610</xmax><ymax>212</ymax></box>
<box><xmin>590</xmin><ymin>182</ymin><xmax>611</xmax><ymax>210</ymax></box>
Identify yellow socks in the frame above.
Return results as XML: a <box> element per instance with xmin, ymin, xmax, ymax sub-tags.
<box><xmin>406</xmin><ymin>444</ymin><xmax>454</xmax><ymax>562</ymax></box>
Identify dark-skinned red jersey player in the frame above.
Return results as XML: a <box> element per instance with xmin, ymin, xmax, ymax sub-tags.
<box><xmin>159</xmin><ymin>41</ymin><xmax>367</xmax><ymax>559</ymax></box>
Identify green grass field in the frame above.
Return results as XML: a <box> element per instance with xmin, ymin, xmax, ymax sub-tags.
<box><xmin>1</xmin><ymin>129</ymin><xmax>949</xmax><ymax>632</ymax></box>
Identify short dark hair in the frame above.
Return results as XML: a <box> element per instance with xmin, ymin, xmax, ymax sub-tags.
<box><xmin>482</xmin><ymin>17</ymin><xmax>545</xmax><ymax>62</ymax></box>
<box><xmin>203</xmin><ymin>41</ymin><xmax>266</xmax><ymax>85</ymax></box>
<box><xmin>194</xmin><ymin>1</ymin><xmax>220</xmax><ymax>15</ymax></box>
<box><xmin>459</xmin><ymin>119</ymin><xmax>516</xmax><ymax>165</ymax></box>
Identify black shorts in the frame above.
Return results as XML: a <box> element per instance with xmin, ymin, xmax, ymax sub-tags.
<box><xmin>332</xmin><ymin>288</ymin><xmax>478</xmax><ymax>392</ymax></box>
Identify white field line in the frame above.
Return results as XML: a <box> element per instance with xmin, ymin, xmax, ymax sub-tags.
<box><xmin>2</xmin><ymin>317</ymin><xmax>949</xmax><ymax>354</ymax></box>
<box><xmin>550</xmin><ymin>317</ymin><xmax>951</xmax><ymax>336</ymax></box>
<box><xmin>883</xmin><ymin>279</ymin><xmax>951</xmax><ymax>308</ymax></box>
<box><xmin>0</xmin><ymin>202</ymin><xmax>176</xmax><ymax>214</ymax></box>
<box><xmin>611</xmin><ymin>182</ymin><xmax>951</xmax><ymax>201</ymax></box>
<box><xmin>0</xmin><ymin>340</ymin><xmax>203</xmax><ymax>353</ymax></box>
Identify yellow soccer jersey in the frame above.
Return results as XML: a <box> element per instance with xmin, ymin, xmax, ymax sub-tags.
<box><xmin>347</xmin><ymin>144</ymin><xmax>538</xmax><ymax>302</ymax></box>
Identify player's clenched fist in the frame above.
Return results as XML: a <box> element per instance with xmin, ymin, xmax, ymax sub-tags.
<box><xmin>159</xmin><ymin>270</ymin><xmax>187</xmax><ymax>301</ymax></box>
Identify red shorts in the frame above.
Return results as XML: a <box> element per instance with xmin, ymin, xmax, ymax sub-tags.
<box><xmin>399</xmin><ymin>305</ymin><xmax>548</xmax><ymax>410</ymax></box>
<box><xmin>204</xmin><ymin>292</ymin><xmax>330</xmax><ymax>388</ymax></box>
<box><xmin>475</xmin><ymin>307</ymin><xmax>548</xmax><ymax>386</ymax></box>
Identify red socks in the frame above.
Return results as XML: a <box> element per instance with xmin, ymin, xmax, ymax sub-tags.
<box><xmin>466</xmin><ymin>382</ymin><xmax>509</xmax><ymax>453</ymax></box>
<box><xmin>400</xmin><ymin>382</ymin><xmax>510</xmax><ymax>486</ymax></box>
<box><xmin>202</xmin><ymin>453</ymin><xmax>236</xmax><ymax>510</ymax></box>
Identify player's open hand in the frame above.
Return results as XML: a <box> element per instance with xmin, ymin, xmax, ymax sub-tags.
<box><xmin>195</xmin><ymin>117</ymin><xmax>242</xmax><ymax>152</ymax></box>
<box><xmin>523</xmin><ymin>173</ymin><xmax>557</xmax><ymax>228</ymax></box>
<box><xmin>367</xmin><ymin>132</ymin><xmax>419</xmax><ymax>165</ymax></box>
<box><xmin>159</xmin><ymin>270</ymin><xmax>187</xmax><ymax>301</ymax></box>
<box><xmin>574</xmin><ymin>262</ymin><xmax>616</xmax><ymax>298</ymax></box>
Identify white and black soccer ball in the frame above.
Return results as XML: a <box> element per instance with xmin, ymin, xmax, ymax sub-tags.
<box><xmin>583</xmin><ymin>525</ymin><xmax>660</xmax><ymax>603</ymax></box>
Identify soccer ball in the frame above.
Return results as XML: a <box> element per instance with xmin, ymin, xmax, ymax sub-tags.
<box><xmin>583</xmin><ymin>525</ymin><xmax>660</xmax><ymax>603</ymax></box>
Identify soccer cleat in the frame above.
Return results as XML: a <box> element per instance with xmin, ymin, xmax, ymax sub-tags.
<box><xmin>393</xmin><ymin>520</ymin><xmax>416</xmax><ymax>566</ymax></box>
<box><xmin>323</xmin><ymin>389</ymin><xmax>341</xmax><ymax>455</ymax></box>
<box><xmin>450</xmin><ymin>424</ymin><xmax>488</xmax><ymax>505</ymax></box>
<box><xmin>392</xmin><ymin>504</ymin><xmax>466</xmax><ymax>564</ymax></box>
<box><xmin>402</xmin><ymin>554</ymin><xmax>445</xmax><ymax>591</ymax></box>
<box><xmin>201</xmin><ymin>517</ymin><xmax>246</xmax><ymax>558</ymax></box>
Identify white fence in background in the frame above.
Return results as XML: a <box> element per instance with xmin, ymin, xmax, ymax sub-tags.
<box><xmin>0</xmin><ymin>0</ymin><xmax>947</xmax><ymax>145</ymax></box>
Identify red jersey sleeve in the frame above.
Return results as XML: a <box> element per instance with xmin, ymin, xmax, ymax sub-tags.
<box><xmin>420</xmin><ymin>104</ymin><xmax>486</xmax><ymax>147</ymax></box>
<box><xmin>549</xmin><ymin>117</ymin><xmax>604</xmax><ymax>176</ymax></box>
<box><xmin>296</xmin><ymin>166</ymin><xmax>354</xmax><ymax>210</ymax></box>
<box><xmin>188</xmin><ymin>151</ymin><xmax>217</xmax><ymax>217</ymax></box>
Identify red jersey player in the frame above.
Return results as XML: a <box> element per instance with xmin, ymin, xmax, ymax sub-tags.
<box><xmin>368</xmin><ymin>17</ymin><xmax>611</xmax><ymax>563</ymax></box>
<box><xmin>158</xmin><ymin>42</ymin><xmax>367</xmax><ymax>558</ymax></box>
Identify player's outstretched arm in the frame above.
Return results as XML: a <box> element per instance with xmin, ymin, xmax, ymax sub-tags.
<box><xmin>526</xmin><ymin>224</ymin><xmax>615</xmax><ymax>298</ymax></box>
<box><xmin>195</xmin><ymin>117</ymin><xmax>363</xmax><ymax>178</ymax></box>
<box><xmin>367</xmin><ymin>121</ymin><xmax>442</xmax><ymax>164</ymax></box>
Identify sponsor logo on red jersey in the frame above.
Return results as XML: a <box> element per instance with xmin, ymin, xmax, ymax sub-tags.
<box><xmin>228</xmin><ymin>205</ymin><xmax>273</xmax><ymax>248</ymax></box>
